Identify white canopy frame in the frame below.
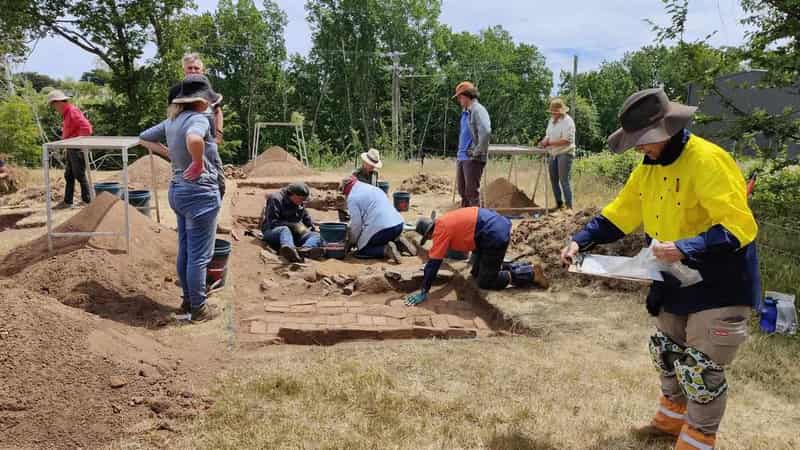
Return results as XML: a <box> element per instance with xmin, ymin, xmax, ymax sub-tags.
<box><xmin>250</xmin><ymin>122</ymin><xmax>309</xmax><ymax>167</ymax></box>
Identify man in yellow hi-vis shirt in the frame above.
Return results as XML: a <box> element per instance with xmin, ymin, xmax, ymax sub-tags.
<box><xmin>562</xmin><ymin>88</ymin><xmax>760</xmax><ymax>450</ymax></box>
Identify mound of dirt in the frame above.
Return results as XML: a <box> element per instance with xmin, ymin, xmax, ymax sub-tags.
<box><xmin>118</xmin><ymin>154</ymin><xmax>173</xmax><ymax>189</ymax></box>
<box><xmin>0</xmin><ymin>280</ymin><xmax>206</xmax><ymax>448</ymax></box>
<box><xmin>243</xmin><ymin>146</ymin><xmax>316</xmax><ymax>178</ymax></box>
<box><xmin>510</xmin><ymin>207</ymin><xmax>645</xmax><ymax>289</ymax></box>
<box><xmin>398</xmin><ymin>173</ymin><xmax>451</xmax><ymax>194</ymax></box>
<box><xmin>0</xmin><ymin>192</ymin><xmax>183</xmax><ymax>327</ymax></box>
<box><xmin>0</xmin><ymin>181</ymin><xmax>64</xmax><ymax>207</ymax></box>
<box><xmin>484</xmin><ymin>177</ymin><xmax>537</xmax><ymax>209</ymax></box>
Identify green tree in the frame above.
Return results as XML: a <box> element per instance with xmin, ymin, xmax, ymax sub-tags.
<box><xmin>12</xmin><ymin>0</ymin><xmax>193</xmax><ymax>130</ymax></box>
<box><xmin>0</xmin><ymin>97</ymin><xmax>41</xmax><ymax>166</ymax></box>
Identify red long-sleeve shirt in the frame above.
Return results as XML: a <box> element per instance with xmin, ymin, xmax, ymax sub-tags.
<box><xmin>61</xmin><ymin>103</ymin><xmax>93</xmax><ymax>139</ymax></box>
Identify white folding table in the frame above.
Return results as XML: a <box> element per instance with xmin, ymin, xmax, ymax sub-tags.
<box><xmin>42</xmin><ymin>136</ymin><xmax>163</xmax><ymax>253</ymax></box>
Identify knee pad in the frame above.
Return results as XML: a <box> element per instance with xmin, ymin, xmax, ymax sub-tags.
<box><xmin>649</xmin><ymin>331</ymin><xmax>685</xmax><ymax>376</ymax></box>
<box><xmin>674</xmin><ymin>347</ymin><xmax>727</xmax><ymax>404</ymax></box>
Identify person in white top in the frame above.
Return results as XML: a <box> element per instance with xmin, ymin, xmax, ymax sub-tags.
<box><xmin>538</xmin><ymin>98</ymin><xmax>576</xmax><ymax>209</ymax></box>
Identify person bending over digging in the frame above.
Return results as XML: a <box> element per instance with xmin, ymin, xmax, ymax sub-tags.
<box><xmin>352</xmin><ymin>148</ymin><xmax>382</xmax><ymax>186</ymax></box>
<box><xmin>260</xmin><ymin>182</ymin><xmax>323</xmax><ymax>263</ymax></box>
<box><xmin>406</xmin><ymin>207</ymin><xmax>546</xmax><ymax>306</ymax></box>
<box><xmin>561</xmin><ymin>88</ymin><xmax>760</xmax><ymax>450</ymax></box>
<box><xmin>340</xmin><ymin>175</ymin><xmax>415</xmax><ymax>263</ymax></box>
<box><xmin>139</xmin><ymin>75</ymin><xmax>222</xmax><ymax>322</ymax></box>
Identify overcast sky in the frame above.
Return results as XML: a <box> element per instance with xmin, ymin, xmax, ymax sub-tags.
<box><xmin>22</xmin><ymin>0</ymin><xmax>749</xmax><ymax>85</ymax></box>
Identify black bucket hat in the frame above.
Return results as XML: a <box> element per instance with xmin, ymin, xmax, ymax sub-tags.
<box><xmin>168</xmin><ymin>74</ymin><xmax>220</xmax><ymax>105</ymax></box>
<box><xmin>415</xmin><ymin>211</ymin><xmax>437</xmax><ymax>246</ymax></box>
<box><xmin>607</xmin><ymin>88</ymin><xmax>697</xmax><ymax>152</ymax></box>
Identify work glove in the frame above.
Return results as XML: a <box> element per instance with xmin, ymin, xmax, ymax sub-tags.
<box><xmin>405</xmin><ymin>291</ymin><xmax>428</xmax><ymax>306</ymax></box>
<box><xmin>183</xmin><ymin>160</ymin><xmax>204</xmax><ymax>181</ymax></box>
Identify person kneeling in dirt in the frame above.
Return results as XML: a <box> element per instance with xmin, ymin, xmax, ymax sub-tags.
<box><xmin>561</xmin><ymin>88</ymin><xmax>759</xmax><ymax>450</ymax></box>
<box><xmin>340</xmin><ymin>176</ymin><xmax>414</xmax><ymax>263</ymax></box>
<box><xmin>406</xmin><ymin>207</ymin><xmax>546</xmax><ymax>305</ymax></box>
<box><xmin>260</xmin><ymin>182</ymin><xmax>323</xmax><ymax>263</ymax></box>
<box><xmin>352</xmin><ymin>148</ymin><xmax>382</xmax><ymax>186</ymax></box>
<box><xmin>0</xmin><ymin>157</ymin><xmax>12</xmax><ymax>194</ymax></box>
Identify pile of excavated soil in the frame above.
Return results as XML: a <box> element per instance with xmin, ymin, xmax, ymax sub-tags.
<box><xmin>243</xmin><ymin>146</ymin><xmax>316</xmax><ymax>178</ymax></box>
<box><xmin>484</xmin><ymin>177</ymin><xmax>537</xmax><ymax>209</ymax></box>
<box><xmin>0</xmin><ymin>280</ymin><xmax>208</xmax><ymax>448</ymax></box>
<box><xmin>124</xmin><ymin>154</ymin><xmax>173</xmax><ymax>188</ymax></box>
<box><xmin>0</xmin><ymin>181</ymin><xmax>64</xmax><ymax>207</ymax></box>
<box><xmin>510</xmin><ymin>207</ymin><xmax>645</xmax><ymax>289</ymax></box>
<box><xmin>0</xmin><ymin>192</ymin><xmax>183</xmax><ymax>327</ymax></box>
<box><xmin>398</xmin><ymin>173</ymin><xmax>451</xmax><ymax>194</ymax></box>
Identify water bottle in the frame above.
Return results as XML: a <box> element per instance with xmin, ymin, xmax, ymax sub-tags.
<box><xmin>759</xmin><ymin>297</ymin><xmax>778</xmax><ymax>334</ymax></box>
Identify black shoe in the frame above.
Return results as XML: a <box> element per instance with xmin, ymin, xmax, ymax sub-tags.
<box><xmin>279</xmin><ymin>246</ymin><xmax>303</xmax><ymax>263</ymax></box>
<box><xmin>300</xmin><ymin>247</ymin><xmax>325</xmax><ymax>260</ymax></box>
<box><xmin>394</xmin><ymin>236</ymin><xmax>417</xmax><ymax>256</ymax></box>
<box><xmin>384</xmin><ymin>242</ymin><xmax>401</xmax><ymax>264</ymax></box>
<box><xmin>191</xmin><ymin>304</ymin><xmax>219</xmax><ymax>322</ymax></box>
<box><xmin>53</xmin><ymin>201</ymin><xmax>73</xmax><ymax>210</ymax></box>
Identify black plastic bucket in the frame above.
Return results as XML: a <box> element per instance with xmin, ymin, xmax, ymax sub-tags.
<box><xmin>128</xmin><ymin>190</ymin><xmax>151</xmax><ymax>217</ymax></box>
<box><xmin>393</xmin><ymin>191</ymin><xmax>411</xmax><ymax>212</ymax></box>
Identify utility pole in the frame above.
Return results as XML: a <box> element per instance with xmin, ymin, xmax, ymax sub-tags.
<box><xmin>383</xmin><ymin>51</ymin><xmax>406</xmax><ymax>157</ymax></box>
<box><xmin>571</xmin><ymin>55</ymin><xmax>578</xmax><ymax>149</ymax></box>
<box><xmin>4</xmin><ymin>55</ymin><xmax>14</xmax><ymax>96</ymax></box>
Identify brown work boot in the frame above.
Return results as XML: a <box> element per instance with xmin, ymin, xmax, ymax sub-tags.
<box><xmin>384</xmin><ymin>242</ymin><xmax>401</xmax><ymax>264</ymax></box>
<box><xmin>279</xmin><ymin>245</ymin><xmax>303</xmax><ymax>263</ymax></box>
<box><xmin>631</xmin><ymin>424</ymin><xmax>680</xmax><ymax>442</ymax></box>
<box><xmin>395</xmin><ymin>235</ymin><xmax>417</xmax><ymax>256</ymax></box>
<box><xmin>533</xmin><ymin>264</ymin><xmax>549</xmax><ymax>289</ymax></box>
<box><xmin>191</xmin><ymin>303</ymin><xmax>219</xmax><ymax>323</ymax></box>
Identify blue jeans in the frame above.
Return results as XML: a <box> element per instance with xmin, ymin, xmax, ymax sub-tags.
<box><xmin>263</xmin><ymin>226</ymin><xmax>322</xmax><ymax>250</ymax></box>
<box><xmin>549</xmin><ymin>154</ymin><xmax>573</xmax><ymax>207</ymax></box>
<box><xmin>354</xmin><ymin>223</ymin><xmax>404</xmax><ymax>258</ymax></box>
<box><xmin>169</xmin><ymin>182</ymin><xmax>220</xmax><ymax>310</ymax></box>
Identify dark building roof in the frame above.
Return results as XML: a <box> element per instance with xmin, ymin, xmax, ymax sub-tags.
<box><xmin>687</xmin><ymin>70</ymin><xmax>800</xmax><ymax>158</ymax></box>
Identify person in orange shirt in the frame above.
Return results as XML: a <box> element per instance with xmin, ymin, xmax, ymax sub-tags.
<box><xmin>406</xmin><ymin>207</ymin><xmax>545</xmax><ymax>305</ymax></box>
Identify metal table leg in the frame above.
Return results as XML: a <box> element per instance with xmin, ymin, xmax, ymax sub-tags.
<box><xmin>44</xmin><ymin>145</ymin><xmax>53</xmax><ymax>253</ymax></box>
<box><xmin>83</xmin><ymin>148</ymin><xmax>95</xmax><ymax>202</ymax></box>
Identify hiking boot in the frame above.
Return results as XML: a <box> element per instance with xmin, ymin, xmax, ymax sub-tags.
<box><xmin>384</xmin><ymin>242</ymin><xmax>401</xmax><ymax>264</ymax></box>
<box><xmin>179</xmin><ymin>299</ymin><xmax>190</xmax><ymax>314</ymax></box>
<box><xmin>533</xmin><ymin>265</ymin><xmax>549</xmax><ymax>289</ymax></box>
<box><xmin>300</xmin><ymin>246</ymin><xmax>325</xmax><ymax>261</ymax></box>
<box><xmin>394</xmin><ymin>235</ymin><xmax>417</xmax><ymax>256</ymax></box>
<box><xmin>631</xmin><ymin>424</ymin><xmax>680</xmax><ymax>441</ymax></box>
<box><xmin>191</xmin><ymin>303</ymin><xmax>219</xmax><ymax>323</ymax></box>
<box><xmin>53</xmin><ymin>201</ymin><xmax>73</xmax><ymax>210</ymax></box>
<box><xmin>279</xmin><ymin>245</ymin><xmax>303</xmax><ymax>263</ymax></box>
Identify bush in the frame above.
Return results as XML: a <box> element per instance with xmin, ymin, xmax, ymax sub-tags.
<box><xmin>750</xmin><ymin>166</ymin><xmax>800</xmax><ymax>225</ymax></box>
<box><xmin>573</xmin><ymin>150</ymin><xmax>641</xmax><ymax>185</ymax></box>
<box><xmin>0</xmin><ymin>97</ymin><xmax>41</xmax><ymax>166</ymax></box>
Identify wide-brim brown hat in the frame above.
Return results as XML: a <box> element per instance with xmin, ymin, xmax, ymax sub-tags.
<box><xmin>608</xmin><ymin>88</ymin><xmax>696</xmax><ymax>152</ymax></box>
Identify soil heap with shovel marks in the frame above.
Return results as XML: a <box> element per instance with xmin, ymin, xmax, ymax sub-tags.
<box><xmin>123</xmin><ymin>154</ymin><xmax>173</xmax><ymax>189</ymax></box>
<box><xmin>0</xmin><ymin>192</ymin><xmax>183</xmax><ymax>327</ymax></box>
<box><xmin>0</xmin><ymin>279</ymin><xmax>208</xmax><ymax>449</ymax></box>
<box><xmin>484</xmin><ymin>177</ymin><xmax>537</xmax><ymax>209</ymax></box>
<box><xmin>510</xmin><ymin>207</ymin><xmax>645</xmax><ymax>289</ymax></box>
<box><xmin>243</xmin><ymin>146</ymin><xmax>316</xmax><ymax>178</ymax></box>
<box><xmin>398</xmin><ymin>173</ymin><xmax>452</xmax><ymax>194</ymax></box>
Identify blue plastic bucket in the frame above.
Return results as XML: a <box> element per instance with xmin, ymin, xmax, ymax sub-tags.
<box><xmin>393</xmin><ymin>191</ymin><xmax>411</xmax><ymax>212</ymax></box>
<box><xmin>759</xmin><ymin>298</ymin><xmax>778</xmax><ymax>334</ymax></box>
<box><xmin>128</xmin><ymin>190</ymin><xmax>151</xmax><ymax>217</ymax></box>
<box><xmin>377</xmin><ymin>180</ymin><xmax>390</xmax><ymax>194</ymax></box>
<box><xmin>94</xmin><ymin>182</ymin><xmax>121</xmax><ymax>197</ymax></box>
<box><xmin>207</xmin><ymin>239</ymin><xmax>232</xmax><ymax>289</ymax></box>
